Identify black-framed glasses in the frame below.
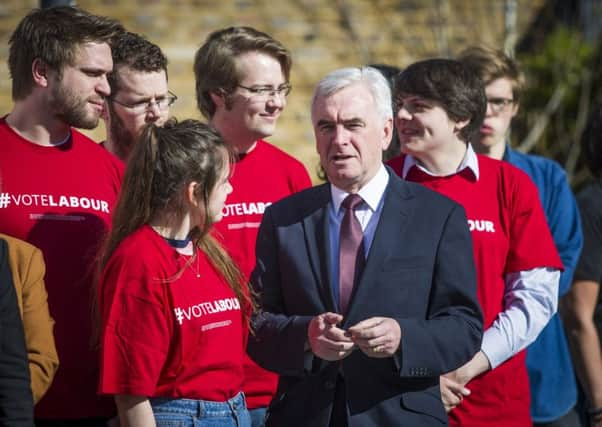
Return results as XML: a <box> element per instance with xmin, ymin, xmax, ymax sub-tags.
<box><xmin>487</xmin><ymin>97</ymin><xmax>514</xmax><ymax>114</ymax></box>
<box><xmin>236</xmin><ymin>84</ymin><xmax>292</xmax><ymax>100</ymax></box>
<box><xmin>111</xmin><ymin>91</ymin><xmax>178</xmax><ymax>114</ymax></box>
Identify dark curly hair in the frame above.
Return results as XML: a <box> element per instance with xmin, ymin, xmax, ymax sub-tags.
<box><xmin>108</xmin><ymin>31</ymin><xmax>168</xmax><ymax>93</ymax></box>
<box><xmin>394</xmin><ymin>58</ymin><xmax>487</xmax><ymax>144</ymax></box>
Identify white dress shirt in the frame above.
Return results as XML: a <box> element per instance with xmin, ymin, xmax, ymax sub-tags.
<box><xmin>327</xmin><ymin>165</ymin><xmax>389</xmax><ymax>308</ymax></box>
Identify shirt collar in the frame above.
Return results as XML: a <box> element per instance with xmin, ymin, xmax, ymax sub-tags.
<box><xmin>401</xmin><ymin>144</ymin><xmax>479</xmax><ymax>180</ymax></box>
<box><xmin>331</xmin><ymin>164</ymin><xmax>389</xmax><ymax>213</ymax></box>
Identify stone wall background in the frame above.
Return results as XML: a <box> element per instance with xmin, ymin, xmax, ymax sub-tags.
<box><xmin>0</xmin><ymin>0</ymin><xmax>544</xmax><ymax>180</ymax></box>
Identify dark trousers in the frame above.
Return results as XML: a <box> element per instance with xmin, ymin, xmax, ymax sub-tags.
<box><xmin>329</xmin><ymin>375</ymin><xmax>348</xmax><ymax>427</ymax></box>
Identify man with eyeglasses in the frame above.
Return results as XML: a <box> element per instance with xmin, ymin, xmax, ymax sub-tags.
<box><xmin>459</xmin><ymin>45</ymin><xmax>583</xmax><ymax>427</ymax></box>
<box><xmin>102</xmin><ymin>31</ymin><xmax>173</xmax><ymax>162</ymax></box>
<box><xmin>194</xmin><ymin>26</ymin><xmax>312</xmax><ymax>427</ymax></box>
<box><xmin>0</xmin><ymin>7</ymin><xmax>125</xmax><ymax>426</ymax></box>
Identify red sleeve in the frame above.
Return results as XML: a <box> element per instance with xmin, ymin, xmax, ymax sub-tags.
<box><xmin>505</xmin><ymin>167</ymin><xmax>563</xmax><ymax>272</ymax></box>
<box><xmin>98</xmin><ymin>248</ymin><xmax>172</xmax><ymax>396</ymax></box>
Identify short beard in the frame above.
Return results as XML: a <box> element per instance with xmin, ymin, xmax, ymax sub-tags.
<box><xmin>108</xmin><ymin>105</ymin><xmax>135</xmax><ymax>160</ymax></box>
<box><xmin>49</xmin><ymin>78</ymin><xmax>101</xmax><ymax>130</ymax></box>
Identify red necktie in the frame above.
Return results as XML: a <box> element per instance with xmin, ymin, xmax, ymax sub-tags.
<box><xmin>339</xmin><ymin>194</ymin><xmax>365</xmax><ymax>314</ymax></box>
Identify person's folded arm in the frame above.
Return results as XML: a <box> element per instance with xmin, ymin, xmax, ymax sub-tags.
<box><xmin>481</xmin><ymin>267</ymin><xmax>559</xmax><ymax>369</ymax></box>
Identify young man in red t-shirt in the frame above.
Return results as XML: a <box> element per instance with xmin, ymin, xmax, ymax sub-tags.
<box><xmin>458</xmin><ymin>45</ymin><xmax>582</xmax><ymax>427</ymax></box>
<box><xmin>193</xmin><ymin>27</ymin><xmax>312</xmax><ymax>427</ymax></box>
<box><xmin>387</xmin><ymin>59</ymin><xmax>562</xmax><ymax>427</ymax></box>
<box><xmin>0</xmin><ymin>7</ymin><xmax>124</xmax><ymax>426</ymax></box>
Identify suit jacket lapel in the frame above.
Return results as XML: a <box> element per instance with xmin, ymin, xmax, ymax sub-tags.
<box><xmin>345</xmin><ymin>174</ymin><xmax>415</xmax><ymax>320</ymax></box>
<box><xmin>302</xmin><ymin>184</ymin><xmax>337</xmax><ymax>313</ymax></box>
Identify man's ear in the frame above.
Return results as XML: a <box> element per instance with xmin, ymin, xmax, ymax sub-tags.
<box><xmin>511</xmin><ymin>102</ymin><xmax>519</xmax><ymax>118</ymax></box>
<box><xmin>32</xmin><ymin>58</ymin><xmax>51</xmax><ymax>88</ymax></box>
<box><xmin>210</xmin><ymin>90</ymin><xmax>226</xmax><ymax>110</ymax></box>
<box><xmin>454</xmin><ymin>118</ymin><xmax>470</xmax><ymax>133</ymax></box>
<box><xmin>381</xmin><ymin>117</ymin><xmax>393</xmax><ymax>151</ymax></box>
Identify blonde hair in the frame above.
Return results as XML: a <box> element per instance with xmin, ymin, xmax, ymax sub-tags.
<box><xmin>458</xmin><ymin>45</ymin><xmax>525</xmax><ymax>102</ymax></box>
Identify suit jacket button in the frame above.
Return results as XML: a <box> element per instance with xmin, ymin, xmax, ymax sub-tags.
<box><xmin>325</xmin><ymin>379</ymin><xmax>336</xmax><ymax>390</ymax></box>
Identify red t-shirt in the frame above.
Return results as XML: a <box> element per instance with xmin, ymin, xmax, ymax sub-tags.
<box><xmin>99</xmin><ymin>225</ymin><xmax>246</xmax><ymax>401</ymax></box>
<box><xmin>213</xmin><ymin>140</ymin><xmax>312</xmax><ymax>409</ymax></box>
<box><xmin>388</xmin><ymin>154</ymin><xmax>562</xmax><ymax>427</ymax></box>
<box><xmin>0</xmin><ymin>118</ymin><xmax>123</xmax><ymax>419</ymax></box>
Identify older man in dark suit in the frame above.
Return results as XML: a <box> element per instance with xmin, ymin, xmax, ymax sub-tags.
<box><xmin>247</xmin><ymin>66</ymin><xmax>483</xmax><ymax>427</ymax></box>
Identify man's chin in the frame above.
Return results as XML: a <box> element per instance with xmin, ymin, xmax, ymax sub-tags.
<box><xmin>477</xmin><ymin>134</ymin><xmax>502</xmax><ymax>147</ymax></box>
<box><xmin>62</xmin><ymin>108</ymin><xmax>101</xmax><ymax>130</ymax></box>
<box><xmin>253</xmin><ymin>122</ymin><xmax>277</xmax><ymax>138</ymax></box>
<box><xmin>327</xmin><ymin>165</ymin><xmax>357</xmax><ymax>181</ymax></box>
<box><xmin>71</xmin><ymin>117</ymin><xmax>100</xmax><ymax>130</ymax></box>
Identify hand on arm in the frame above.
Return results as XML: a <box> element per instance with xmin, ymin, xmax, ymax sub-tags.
<box><xmin>440</xmin><ymin>350</ymin><xmax>490</xmax><ymax>412</ymax></box>
<box><xmin>440</xmin><ymin>376</ymin><xmax>470</xmax><ymax>413</ymax></box>
<box><xmin>308</xmin><ymin>312</ymin><xmax>355</xmax><ymax>361</ymax></box>
<box><xmin>347</xmin><ymin>316</ymin><xmax>401</xmax><ymax>358</ymax></box>
<box><xmin>115</xmin><ymin>395</ymin><xmax>155</xmax><ymax>427</ymax></box>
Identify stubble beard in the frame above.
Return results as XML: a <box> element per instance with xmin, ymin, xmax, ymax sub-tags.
<box><xmin>50</xmin><ymin>81</ymin><xmax>101</xmax><ymax>130</ymax></box>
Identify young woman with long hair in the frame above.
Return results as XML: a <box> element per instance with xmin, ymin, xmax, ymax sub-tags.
<box><xmin>97</xmin><ymin>118</ymin><xmax>253</xmax><ymax>427</ymax></box>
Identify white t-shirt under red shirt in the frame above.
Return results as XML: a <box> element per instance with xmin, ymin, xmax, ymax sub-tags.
<box><xmin>99</xmin><ymin>225</ymin><xmax>246</xmax><ymax>401</ymax></box>
<box><xmin>213</xmin><ymin>139</ymin><xmax>312</xmax><ymax>409</ymax></box>
<box><xmin>0</xmin><ymin>118</ymin><xmax>123</xmax><ymax>419</ymax></box>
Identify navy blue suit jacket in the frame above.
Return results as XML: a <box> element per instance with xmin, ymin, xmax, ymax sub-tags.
<box><xmin>248</xmin><ymin>170</ymin><xmax>482</xmax><ymax>427</ymax></box>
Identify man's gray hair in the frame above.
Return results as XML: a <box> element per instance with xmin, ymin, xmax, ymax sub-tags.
<box><xmin>311</xmin><ymin>66</ymin><xmax>393</xmax><ymax>121</ymax></box>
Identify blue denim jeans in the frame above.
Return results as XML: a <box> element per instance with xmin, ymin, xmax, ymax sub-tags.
<box><xmin>150</xmin><ymin>392</ymin><xmax>251</xmax><ymax>427</ymax></box>
<box><xmin>248</xmin><ymin>407</ymin><xmax>267</xmax><ymax>427</ymax></box>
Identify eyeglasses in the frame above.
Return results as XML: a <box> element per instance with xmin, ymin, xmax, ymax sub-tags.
<box><xmin>487</xmin><ymin>97</ymin><xmax>514</xmax><ymax>114</ymax></box>
<box><xmin>111</xmin><ymin>91</ymin><xmax>178</xmax><ymax>114</ymax></box>
<box><xmin>236</xmin><ymin>84</ymin><xmax>292</xmax><ymax>100</ymax></box>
